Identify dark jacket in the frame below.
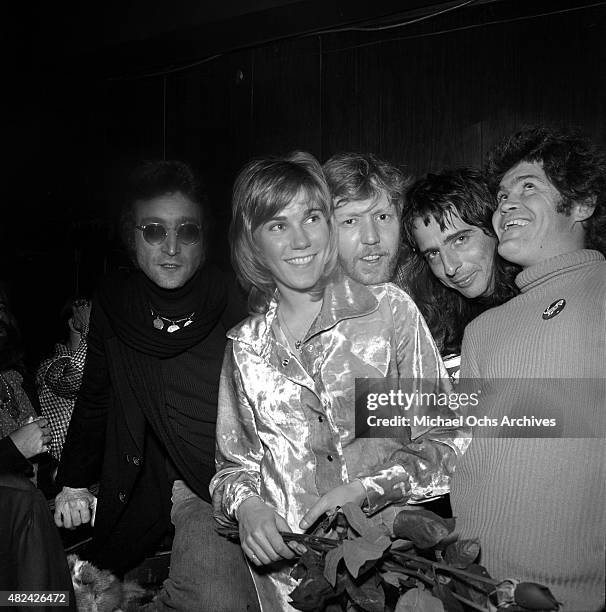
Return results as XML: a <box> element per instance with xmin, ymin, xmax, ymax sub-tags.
<box><xmin>57</xmin><ymin>274</ymin><xmax>246</xmax><ymax>574</ymax></box>
<box><xmin>0</xmin><ymin>436</ymin><xmax>33</xmax><ymax>476</ymax></box>
<box><xmin>0</xmin><ymin>473</ymin><xmax>77</xmax><ymax>609</ymax></box>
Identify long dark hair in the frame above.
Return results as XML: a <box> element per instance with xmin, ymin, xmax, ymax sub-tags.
<box><xmin>399</xmin><ymin>169</ymin><xmax>519</xmax><ymax>355</ymax></box>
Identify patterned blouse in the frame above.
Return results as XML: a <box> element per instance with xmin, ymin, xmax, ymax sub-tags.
<box><xmin>36</xmin><ymin>337</ymin><xmax>88</xmax><ymax>460</ymax></box>
<box><xmin>211</xmin><ymin>276</ymin><xmax>469</xmax><ymax>611</ymax></box>
<box><xmin>0</xmin><ymin>369</ymin><xmax>37</xmax><ymax>439</ymax></box>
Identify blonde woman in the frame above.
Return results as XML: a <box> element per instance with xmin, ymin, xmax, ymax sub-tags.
<box><xmin>211</xmin><ymin>152</ymin><xmax>466</xmax><ymax>610</ymax></box>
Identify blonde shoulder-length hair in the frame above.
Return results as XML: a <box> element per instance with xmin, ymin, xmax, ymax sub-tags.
<box><xmin>230</xmin><ymin>151</ymin><xmax>338</xmax><ymax>313</ymax></box>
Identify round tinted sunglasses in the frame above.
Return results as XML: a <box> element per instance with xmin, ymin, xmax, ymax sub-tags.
<box><xmin>135</xmin><ymin>222</ymin><xmax>201</xmax><ymax>246</ymax></box>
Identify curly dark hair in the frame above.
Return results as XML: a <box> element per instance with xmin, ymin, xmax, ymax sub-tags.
<box><xmin>323</xmin><ymin>152</ymin><xmax>411</xmax><ymax>214</ymax></box>
<box><xmin>119</xmin><ymin>160</ymin><xmax>211</xmax><ymax>264</ymax></box>
<box><xmin>399</xmin><ymin>168</ymin><xmax>519</xmax><ymax>355</ymax></box>
<box><xmin>485</xmin><ymin>126</ymin><xmax>606</xmax><ymax>255</ymax></box>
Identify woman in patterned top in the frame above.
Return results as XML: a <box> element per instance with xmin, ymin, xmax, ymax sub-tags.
<box><xmin>36</xmin><ymin>298</ymin><xmax>90</xmax><ymax>461</ymax></box>
<box><xmin>0</xmin><ymin>282</ymin><xmax>48</xmax><ymax>472</ymax></box>
<box><xmin>0</xmin><ymin>283</ymin><xmax>75</xmax><ymax>603</ymax></box>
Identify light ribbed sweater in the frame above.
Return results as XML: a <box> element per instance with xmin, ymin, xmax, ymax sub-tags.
<box><xmin>452</xmin><ymin>250</ymin><xmax>606</xmax><ymax>611</ymax></box>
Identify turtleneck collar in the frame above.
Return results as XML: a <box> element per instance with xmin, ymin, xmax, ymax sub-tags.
<box><xmin>516</xmin><ymin>249</ymin><xmax>604</xmax><ymax>293</ymax></box>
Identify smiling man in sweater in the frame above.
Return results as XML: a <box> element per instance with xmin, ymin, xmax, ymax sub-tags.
<box><xmin>450</xmin><ymin>127</ymin><xmax>606</xmax><ymax>611</ymax></box>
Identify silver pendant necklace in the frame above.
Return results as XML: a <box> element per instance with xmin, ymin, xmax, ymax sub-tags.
<box><xmin>277</xmin><ymin>309</ymin><xmax>303</xmax><ymax>351</ymax></box>
<box><xmin>151</xmin><ymin>308</ymin><xmax>195</xmax><ymax>333</ymax></box>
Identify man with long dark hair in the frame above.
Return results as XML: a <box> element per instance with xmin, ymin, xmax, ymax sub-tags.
<box><xmin>399</xmin><ymin>169</ymin><xmax>518</xmax><ymax>373</ymax></box>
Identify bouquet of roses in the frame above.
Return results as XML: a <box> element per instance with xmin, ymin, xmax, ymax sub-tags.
<box><xmin>220</xmin><ymin>503</ymin><xmax>560</xmax><ymax>612</ymax></box>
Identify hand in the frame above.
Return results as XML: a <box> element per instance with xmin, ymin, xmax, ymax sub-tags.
<box><xmin>71</xmin><ymin>300</ymin><xmax>91</xmax><ymax>334</ymax></box>
<box><xmin>237</xmin><ymin>496</ymin><xmax>296</xmax><ymax>566</ymax></box>
<box><xmin>9</xmin><ymin>417</ymin><xmax>52</xmax><ymax>459</ymax></box>
<box><xmin>54</xmin><ymin>487</ymin><xmax>97</xmax><ymax>529</ymax></box>
<box><xmin>299</xmin><ymin>480</ymin><xmax>367</xmax><ymax>530</ymax></box>
<box><xmin>67</xmin><ymin>317</ymin><xmax>78</xmax><ymax>335</ymax></box>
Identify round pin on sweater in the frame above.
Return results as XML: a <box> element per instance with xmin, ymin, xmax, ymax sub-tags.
<box><xmin>542</xmin><ymin>299</ymin><xmax>566</xmax><ymax>320</ymax></box>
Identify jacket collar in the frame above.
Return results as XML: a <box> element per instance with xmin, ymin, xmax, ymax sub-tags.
<box><xmin>227</xmin><ymin>272</ymin><xmax>380</xmax><ymax>359</ymax></box>
<box><xmin>308</xmin><ymin>272</ymin><xmax>379</xmax><ymax>338</ymax></box>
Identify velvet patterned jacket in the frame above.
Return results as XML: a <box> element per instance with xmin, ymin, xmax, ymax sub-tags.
<box><xmin>211</xmin><ymin>276</ymin><xmax>469</xmax><ymax>610</ymax></box>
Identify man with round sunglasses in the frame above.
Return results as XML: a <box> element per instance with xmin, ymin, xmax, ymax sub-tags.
<box><xmin>136</xmin><ymin>220</ymin><xmax>201</xmax><ymax>244</ymax></box>
<box><xmin>53</xmin><ymin>161</ymin><xmax>256</xmax><ymax>611</ymax></box>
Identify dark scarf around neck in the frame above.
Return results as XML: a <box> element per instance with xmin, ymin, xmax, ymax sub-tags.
<box><xmin>98</xmin><ymin>264</ymin><xmax>228</xmax><ymax>359</ymax></box>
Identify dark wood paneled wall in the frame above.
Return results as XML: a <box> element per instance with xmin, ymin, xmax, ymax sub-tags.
<box><xmin>6</xmin><ymin>0</ymin><xmax>606</xmax><ymax>364</ymax></box>
<box><xmin>320</xmin><ymin>3</ymin><xmax>606</xmax><ymax>172</ymax></box>
<box><xmin>97</xmin><ymin>1</ymin><xmax>604</xmax><ymax>215</ymax></box>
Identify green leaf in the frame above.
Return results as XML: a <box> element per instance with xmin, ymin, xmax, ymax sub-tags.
<box><xmin>341</xmin><ymin>501</ymin><xmax>371</xmax><ymax>536</ymax></box>
<box><xmin>366</xmin><ymin>524</ymin><xmax>391</xmax><ymax>540</ymax></box>
<box><xmin>344</xmin><ymin>572</ymin><xmax>385</xmax><ymax>612</ymax></box>
<box><xmin>343</xmin><ymin>527</ymin><xmax>391</xmax><ymax>578</ymax></box>
<box><xmin>381</xmin><ymin>571</ymin><xmax>405</xmax><ymax>587</ymax></box>
<box><xmin>444</xmin><ymin>538</ymin><xmax>480</xmax><ymax>568</ymax></box>
<box><xmin>343</xmin><ymin>540</ymin><xmax>385</xmax><ymax>579</ymax></box>
<box><xmin>391</xmin><ymin>539</ymin><xmax>414</xmax><ymax>552</ymax></box>
<box><xmin>296</xmin><ymin>549</ymin><xmax>325</xmax><ymax>572</ymax></box>
<box><xmin>324</xmin><ymin>546</ymin><xmax>344</xmax><ymax>587</ymax></box>
<box><xmin>449</xmin><ymin>563</ymin><xmax>492</xmax><ymax>608</ymax></box>
<box><xmin>459</xmin><ymin>563</ymin><xmax>493</xmax><ymax>594</ymax></box>
<box><xmin>393</xmin><ymin>507</ymin><xmax>455</xmax><ymax>549</ymax></box>
<box><xmin>432</xmin><ymin>583</ymin><xmax>465</xmax><ymax>612</ymax></box>
<box><xmin>290</xmin><ymin>562</ymin><xmax>307</xmax><ymax>581</ymax></box>
<box><xmin>289</xmin><ymin>550</ymin><xmax>337</xmax><ymax>611</ymax></box>
<box><xmin>395</xmin><ymin>587</ymin><xmax>446</xmax><ymax>612</ymax></box>
<box><xmin>434</xmin><ymin>531</ymin><xmax>458</xmax><ymax>549</ymax></box>
<box><xmin>288</xmin><ymin>575</ymin><xmax>336</xmax><ymax>611</ymax></box>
